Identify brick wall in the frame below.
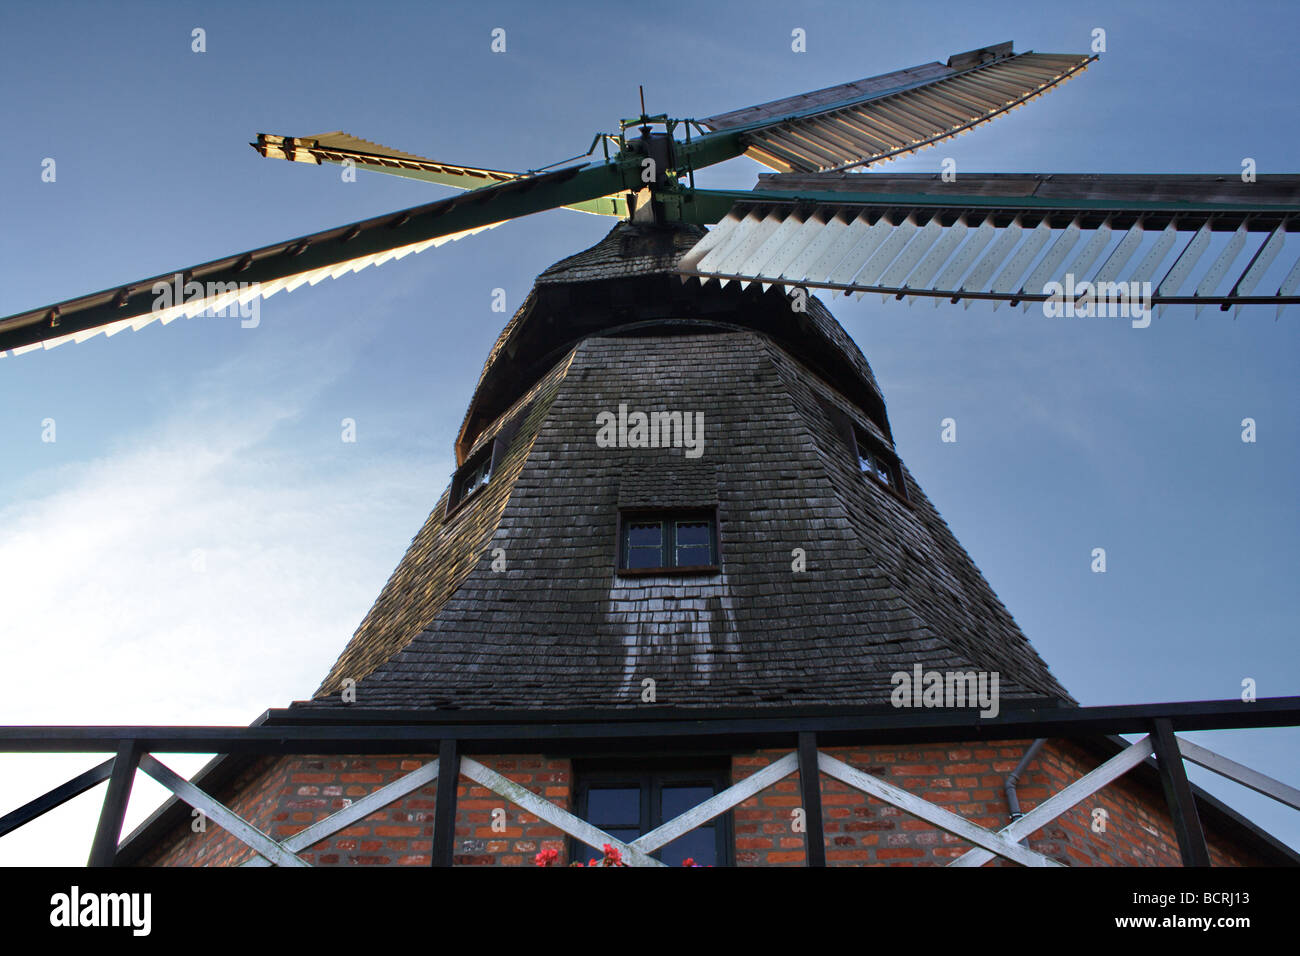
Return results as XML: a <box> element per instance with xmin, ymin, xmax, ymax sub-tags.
<box><xmin>138</xmin><ymin>754</ymin><xmax>570</xmax><ymax>867</ymax></box>
<box><xmin>137</xmin><ymin>739</ymin><xmax>1272</xmax><ymax>866</ymax></box>
<box><xmin>452</xmin><ymin>757</ymin><xmax>569</xmax><ymax>866</ymax></box>
<box><xmin>731</xmin><ymin>739</ymin><xmax>1270</xmax><ymax>867</ymax></box>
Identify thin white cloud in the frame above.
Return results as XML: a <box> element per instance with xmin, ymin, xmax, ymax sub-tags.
<box><xmin>0</xmin><ymin>330</ymin><xmax>447</xmax><ymax>864</ymax></box>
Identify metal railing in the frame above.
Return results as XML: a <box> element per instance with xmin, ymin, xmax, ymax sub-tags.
<box><xmin>2</xmin><ymin>696</ymin><xmax>1297</xmax><ymax>867</ymax></box>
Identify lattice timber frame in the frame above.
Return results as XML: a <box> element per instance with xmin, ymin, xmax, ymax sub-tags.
<box><xmin>1</xmin><ymin>697</ymin><xmax>1298</xmax><ymax>867</ymax></box>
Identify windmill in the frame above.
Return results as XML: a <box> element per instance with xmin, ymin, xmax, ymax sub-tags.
<box><xmin>3</xmin><ymin>39</ymin><xmax>1299</xmax><ymax>870</ymax></box>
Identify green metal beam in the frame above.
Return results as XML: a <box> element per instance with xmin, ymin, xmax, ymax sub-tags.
<box><xmin>318</xmin><ymin>159</ymin><xmax>628</xmax><ymax>218</ymax></box>
<box><xmin>673</xmin><ymin>129</ymin><xmax>749</xmax><ymax>175</ymax></box>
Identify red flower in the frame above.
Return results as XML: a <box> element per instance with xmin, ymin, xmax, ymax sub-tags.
<box><xmin>533</xmin><ymin>848</ymin><xmax>559</xmax><ymax>867</ymax></box>
<box><xmin>682</xmin><ymin>857</ymin><xmax>696</xmax><ymax>867</ymax></box>
<box><xmin>602</xmin><ymin>843</ymin><xmax>624</xmax><ymax>866</ymax></box>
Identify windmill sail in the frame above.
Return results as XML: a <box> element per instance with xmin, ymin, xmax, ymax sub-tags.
<box><xmin>678</xmin><ymin>174</ymin><xmax>1300</xmax><ymax>313</ymax></box>
<box><xmin>12</xmin><ymin>38</ymin><xmax>1291</xmax><ymax>361</ymax></box>
<box><xmin>700</xmin><ymin>43</ymin><xmax>1095</xmax><ymax>172</ymax></box>
<box><xmin>254</xmin><ymin>132</ymin><xmax>627</xmax><ymax>217</ymax></box>
<box><xmin>254</xmin><ymin>131</ymin><xmax>524</xmax><ymax>188</ymax></box>
<box><xmin>0</xmin><ymin>161</ymin><xmax>631</xmax><ymax>356</ymax></box>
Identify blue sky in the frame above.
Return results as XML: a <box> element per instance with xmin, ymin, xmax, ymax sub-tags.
<box><xmin>0</xmin><ymin>0</ymin><xmax>1296</xmax><ymax>864</ymax></box>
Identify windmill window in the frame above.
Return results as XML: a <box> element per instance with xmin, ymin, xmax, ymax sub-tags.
<box><xmin>447</xmin><ymin>447</ymin><xmax>493</xmax><ymax>512</ymax></box>
<box><xmin>571</xmin><ymin>764</ymin><xmax>732</xmax><ymax>866</ymax></box>
<box><xmin>617</xmin><ymin>509</ymin><xmax>719</xmax><ymax>574</ymax></box>
<box><xmin>445</xmin><ymin>401</ymin><xmax>534</xmax><ymax>518</ymax></box>
<box><xmin>674</xmin><ymin>520</ymin><xmax>712</xmax><ymax>566</ymax></box>
<box><xmin>852</xmin><ymin>425</ymin><xmax>907</xmax><ymax>500</ymax></box>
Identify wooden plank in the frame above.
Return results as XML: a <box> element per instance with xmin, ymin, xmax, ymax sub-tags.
<box><xmin>459</xmin><ymin>757</ymin><xmax>665</xmax><ymax>867</ymax></box>
<box><xmin>827</xmin><ymin>218</ymin><xmax>895</xmax><ymax>285</ymax></box>
<box><xmin>1274</xmin><ymin>247</ymin><xmax>1300</xmax><ymax>318</ymax></box>
<box><xmin>138</xmin><ymin>754</ymin><xmax>309</xmax><ymax>867</ymax></box>
<box><xmin>1177</xmin><ymin>737</ymin><xmax>1300</xmax><ymax>810</ymax></box>
<box><xmin>696</xmin><ymin>210</ymin><xmax>765</xmax><ymax>275</ymax></box>
<box><xmin>905</xmin><ymin>216</ymin><xmax>970</xmax><ymax>293</ymax></box>
<box><xmin>1091</xmin><ymin>221</ymin><xmax>1146</xmax><ymax>287</ymax></box>
<box><xmin>1228</xmin><ymin>224</ymin><xmax>1287</xmax><ymax>304</ymax></box>
<box><xmin>1152</xmin><ymin>719</ymin><xmax>1211</xmax><ymax>866</ymax></box>
<box><xmin>878</xmin><ymin>214</ymin><xmax>946</xmax><ymax>290</ymax></box>
<box><xmin>949</xmin><ymin>735</ymin><xmax>1155</xmax><ymax>867</ymax></box>
<box><xmin>818</xmin><ymin>751</ymin><xmax>1061</xmax><ymax>867</ymax></box>
<box><xmin>934</xmin><ymin>215</ymin><xmax>997</xmax><ymax>293</ymax></box>
<box><xmin>1129</xmin><ymin>222</ymin><xmax>1179</xmax><ymax>287</ymax></box>
<box><xmin>700</xmin><ymin>61</ymin><xmax>952</xmax><ymax>131</ymax></box>
<box><xmin>854</xmin><ymin>216</ymin><xmax>921</xmax><ymax>291</ymax></box>
<box><xmin>991</xmin><ymin>220</ymin><xmax>1051</xmax><ymax>296</ymax></box>
<box><xmin>88</xmin><ymin>742</ymin><xmax>140</xmax><ymax>867</ymax></box>
<box><xmin>677</xmin><ymin>210</ymin><xmax>743</xmax><ymax>274</ymax></box>
<box><xmin>1194</xmin><ymin>221</ymin><xmax>1249</xmax><ymax>308</ymax></box>
<box><xmin>756</xmin><ymin>173</ymin><xmax>1300</xmax><ymax>210</ymax></box>
<box><xmin>798</xmin><ymin>734</ymin><xmax>827</xmax><ymax>866</ymax></box>
<box><xmin>959</xmin><ymin>218</ymin><xmax>1024</xmax><ymax>296</ymax></box>
<box><xmin>0</xmin><ymin>758</ymin><xmax>112</xmax><ymax>839</ymax></box>
<box><xmin>431</xmin><ymin>739</ymin><xmax>459</xmax><ymax>867</ymax></box>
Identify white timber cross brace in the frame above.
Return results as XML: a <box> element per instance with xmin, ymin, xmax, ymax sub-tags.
<box><xmin>137</xmin><ymin>754</ymin><xmax>443</xmax><ymax>867</ymax></box>
<box><xmin>240</xmin><ymin>756</ymin><xmax>442</xmax><ymax>867</ymax></box>
<box><xmin>459</xmin><ymin>752</ymin><xmax>804</xmax><ymax>866</ymax></box>
<box><xmin>106</xmin><ymin>733</ymin><xmax>1297</xmax><ymax>866</ymax></box>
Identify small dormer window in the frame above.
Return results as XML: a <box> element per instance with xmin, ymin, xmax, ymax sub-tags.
<box><xmin>815</xmin><ymin>391</ymin><xmax>908</xmax><ymax>502</ymax></box>
<box><xmin>618</xmin><ymin>509</ymin><xmax>719</xmax><ymax>574</ymax></box>
<box><xmin>852</xmin><ymin>424</ymin><xmax>906</xmax><ymax>499</ymax></box>
<box><xmin>858</xmin><ymin>446</ymin><xmax>892</xmax><ymax>484</ymax></box>
<box><xmin>449</xmin><ymin>446</ymin><xmax>492</xmax><ymax>510</ymax></box>
<box><xmin>445</xmin><ymin>400</ymin><xmax>534</xmax><ymax>518</ymax></box>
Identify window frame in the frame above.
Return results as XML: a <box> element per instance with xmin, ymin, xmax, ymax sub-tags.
<box><xmin>615</xmin><ymin>506</ymin><xmax>720</xmax><ymax>576</ymax></box>
<box><xmin>851</xmin><ymin>423</ymin><xmax>909</xmax><ymax>503</ymax></box>
<box><xmin>444</xmin><ymin>401</ymin><xmax>534</xmax><ymax>520</ymax></box>
<box><xmin>815</xmin><ymin>391</ymin><xmax>910</xmax><ymax>505</ymax></box>
<box><xmin>570</xmin><ymin>760</ymin><xmax>733</xmax><ymax>866</ymax></box>
<box><xmin>445</xmin><ymin>444</ymin><xmax>494</xmax><ymax>517</ymax></box>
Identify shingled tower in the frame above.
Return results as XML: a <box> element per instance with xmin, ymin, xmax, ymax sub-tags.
<box><xmin>120</xmin><ymin>223</ymin><xmax>1293</xmax><ymax>867</ymax></box>
<box><xmin>306</xmin><ymin>220</ymin><xmax>1069</xmax><ymax>712</ymax></box>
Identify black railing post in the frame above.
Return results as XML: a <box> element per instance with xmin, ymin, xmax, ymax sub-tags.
<box><xmin>797</xmin><ymin>731</ymin><xmax>826</xmax><ymax>867</ymax></box>
<box><xmin>88</xmin><ymin>741</ymin><xmax>141</xmax><ymax>867</ymax></box>
<box><xmin>431</xmin><ymin>738</ymin><xmax>460</xmax><ymax>867</ymax></box>
<box><xmin>1151</xmin><ymin>718</ymin><xmax>1211</xmax><ymax>866</ymax></box>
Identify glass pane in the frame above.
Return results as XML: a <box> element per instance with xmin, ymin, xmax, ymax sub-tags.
<box><xmin>674</xmin><ymin>521</ymin><xmax>710</xmax><ymax>547</ymax></box>
<box><xmin>627</xmin><ymin>523</ymin><xmax>662</xmax><ymax>548</ymax></box>
<box><xmin>462</xmin><ymin>458</ymin><xmax>490</xmax><ymax>496</ymax></box>
<box><xmin>626</xmin><ymin>546</ymin><xmax>662</xmax><ymax>569</ymax></box>
<box><xmin>675</xmin><ymin>547</ymin><xmax>711</xmax><ymax>567</ymax></box>
<box><xmin>587</xmin><ymin>788</ymin><xmax>640</xmax><ymax>825</ymax></box>
<box><xmin>662</xmin><ymin>786</ymin><xmax>714</xmax><ymax>820</ymax></box>
<box><xmin>660</xmin><ymin>827</ymin><xmax>716</xmax><ymax>867</ymax></box>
